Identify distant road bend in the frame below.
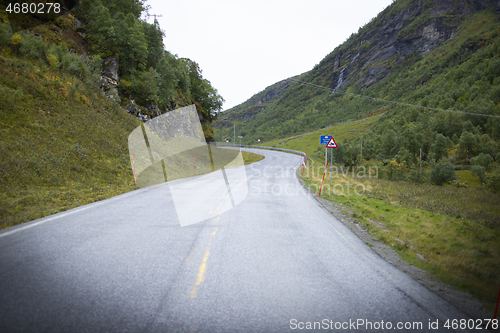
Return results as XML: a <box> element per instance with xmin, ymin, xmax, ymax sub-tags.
<box><xmin>0</xmin><ymin>148</ymin><xmax>471</xmax><ymax>332</ymax></box>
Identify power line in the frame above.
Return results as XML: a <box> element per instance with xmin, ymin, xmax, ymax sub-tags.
<box><xmin>290</xmin><ymin>78</ymin><xmax>500</xmax><ymax>119</ymax></box>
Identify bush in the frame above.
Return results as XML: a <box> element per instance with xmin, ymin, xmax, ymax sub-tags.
<box><xmin>430</xmin><ymin>162</ymin><xmax>456</xmax><ymax>186</ymax></box>
<box><xmin>0</xmin><ymin>23</ymin><xmax>13</xmax><ymax>45</ymax></box>
<box><xmin>19</xmin><ymin>33</ymin><xmax>46</xmax><ymax>60</ymax></box>
<box><xmin>487</xmin><ymin>175</ymin><xmax>500</xmax><ymax>193</ymax></box>
<box><xmin>471</xmin><ymin>165</ymin><xmax>487</xmax><ymax>185</ymax></box>
<box><xmin>470</xmin><ymin>153</ymin><xmax>494</xmax><ymax>170</ymax></box>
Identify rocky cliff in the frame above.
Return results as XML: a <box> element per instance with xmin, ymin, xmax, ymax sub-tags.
<box><xmin>320</xmin><ymin>0</ymin><xmax>500</xmax><ymax>91</ymax></box>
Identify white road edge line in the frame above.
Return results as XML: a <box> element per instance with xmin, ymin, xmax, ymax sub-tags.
<box><xmin>0</xmin><ymin>190</ymin><xmax>138</xmax><ymax>238</ymax></box>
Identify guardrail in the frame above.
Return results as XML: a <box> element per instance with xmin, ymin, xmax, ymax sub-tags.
<box><xmin>216</xmin><ymin>143</ymin><xmax>306</xmax><ymax>157</ymax></box>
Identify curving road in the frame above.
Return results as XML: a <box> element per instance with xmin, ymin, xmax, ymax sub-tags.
<box><xmin>0</xmin><ymin>148</ymin><xmax>470</xmax><ymax>332</ymax></box>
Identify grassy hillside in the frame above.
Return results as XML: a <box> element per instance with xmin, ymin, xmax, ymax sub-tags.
<box><xmin>262</xmin><ymin>108</ymin><xmax>386</xmax><ymax>158</ymax></box>
<box><xmin>0</xmin><ymin>12</ymin><xmax>262</xmax><ymax>230</ymax></box>
<box><xmin>0</xmin><ymin>51</ymin><xmax>141</xmax><ymax>229</ymax></box>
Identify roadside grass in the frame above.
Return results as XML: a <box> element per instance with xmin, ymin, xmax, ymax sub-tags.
<box><xmin>0</xmin><ymin>52</ymin><xmax>264</xmax><ymax>230</ymax></box>
<box><xmin>0</xmin><ymin>53</ymin><xmax>140</xmax><ymax>230</ymax></box>
<box><xmin>0</xmin><ymin>184</ymin><xmax>134</xmax><ymax>230</ymax></box>
<box><xmin>300</xmin><ymin>160</ymin><xmax>500</xmax><ymax>312</ymax></box>
<box><xmin>243</xmin><ymin>151</ymin><xmax>265</xmax><ymax>164</ymax></box>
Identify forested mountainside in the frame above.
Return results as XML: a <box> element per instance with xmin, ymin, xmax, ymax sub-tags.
<box><xmin>0</xmin><ymin>0</ymin><xmax>223</xmax><ymax>228</ymax></box>
<box><xmin>215</xmin><ymin>0</ymin><xmax>500</xmax><ymax>185</ymax></box>
<box><xmin>1</xmin><ymin>0</ymin><xmax>223</xmax><ymax>139</ymax></box>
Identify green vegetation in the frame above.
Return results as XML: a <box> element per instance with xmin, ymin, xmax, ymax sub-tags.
<box><xmin>300</xmin><ymin>160</ymin><xmax>500</xmax><ymax>310</ymax></box>
<box><xmin>0</xmin><ymin>51</ymin><xmax>140</xmax><ymax>229</ymax></box>
<box><xmin>0</xmin><ymin>2</ymin><xmax>256</xmax><ymax>230</ymax></box>
<box><xmin>216</xmin><ymin>6</ymin><xmax>500</xmax><ymax>188</ymax></box>
<box><xmin>242</xmin><ymin>150</ymin><xmax>265</xmax><ymax>165</ymax></box>
<box><xmin>254</xmin><ymin>105</ymin><xmax>499</xmax><ymax>311</ymax></box>
<box><xmin>430</xmin><ymin>162</ymin><xmax>456</xmax><ymax>186</ymax></box>
<box><xmin>220</xmin><ymin>2</ymin><xmax>500</xmax><ymax>311</ymax></box>
<box><xmin>72</xmin><ymin>0</ymin><xmax>224</xmax><ymax>123</ymax></box>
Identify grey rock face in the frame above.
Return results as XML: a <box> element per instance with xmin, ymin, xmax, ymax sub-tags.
<box><xmin>101</xmin><ymin>56</ymin><xmax>119</xmax><ymax>84</ymax></box>
<box><xmin>326</xmin><ymin>0</ymin><xmax>499</xmax><ymax>90</ymax></box>
<box><xmin>100</xmin><ymin>56</ymin><xmax>120</xmax><ymax>102</ymax></box>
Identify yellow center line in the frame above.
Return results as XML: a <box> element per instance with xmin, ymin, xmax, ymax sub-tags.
<box><xmin>189</xmin><ymin>215</ymin><xmax>220</xmax><ymax>298</ymax></box>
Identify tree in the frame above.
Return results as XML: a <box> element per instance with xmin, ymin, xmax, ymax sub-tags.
<box><xmin>471</xmin><ymin>165</ymin><xmax>487</xmax><ymax>185</ymax></box>
<box><xmin>458</xmin><ymin>131</ymin><xmax>478</xmax><ymax>160</ymax></box>
<box><xmin>430</xmin><ymin>162</ymin><xmax>456</xmax><ymax>186</ymax></box>
<box><xmin>155</xmin><ymin>51</ymin><xmax>189</xmax><ymax>109</ymax></box>
<box><xmin>141</xmin><ymin>20</ymin><xmax>165</xmax><ymax>69</ymax></box>
<box><xmin>395</xmin><ymin>147</ymin><xmax>412</xmax><ymax>167</ymax></box>
<box><xmin>85</xmin><ymin>3</ymin><xmax>113</xmax><ymax>52</ymax></box>
<box><xmin>381</xmin><ymin>129</ymin><xmax>396</xmax><ymax>158</ymax></box>
<box><xmin>113</xmin><ymin>12</ymin><xmax>148</xmax><ymax>76</ymax></box>
<box><xmin>470</xmin><ymin>153</ymin><xmax>494</xmax><ymax>170</ymax></box>
<box><xmin>479</xmin><ymin>134</ymin><xmax>497</xmax><ymax>156</ymax></box>
<box><xmin>462</xmin><ymin>120</ymin><xmax>478</xmax><ymax>135</ymax></box>
<box><xmin>182</xmin><ymin>58</ymin><xmax>224</xmax><ymax>122</ymax></box>
<box><xmin>487</xmin><ymin>175</ymin><xmax>500</xmax><ymax>193</ymax></box>
<box><xmin>104</xmin><ymin>0</ymin><xmax>145</xmax><ymax>18</ymax></box>
<box><xmin>430</xmin><ymin>133</ymin><xmax>448</xmax><ymax>161</ymax></box>
<box><xmin>334</xmin><ymin>142</ymin><xmax>346</xmax><ymax>165</ymax></box>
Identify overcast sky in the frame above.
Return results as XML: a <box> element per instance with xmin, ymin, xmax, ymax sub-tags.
<box><xmin>142</xmin><ymin>0</ymin><xmax>394</xmax><ymax>111</ymax></box>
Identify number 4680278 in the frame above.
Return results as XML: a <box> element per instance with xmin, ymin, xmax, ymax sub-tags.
<box><xmin>6</xmin><ymin>3</ymin><xmax>61</xmax><ymax>14</ymax></box>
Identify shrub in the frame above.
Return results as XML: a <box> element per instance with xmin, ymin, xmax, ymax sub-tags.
<box><xmin>487</xmin><ymin>175</ymin><xmax>500</xmax><ymax>193</ymax></box>
<box><xmin>10</xmin><ymin>33</ymin><xmax>21</xmax><ymax>46</ymax></box>
<box><xmin>458</xmin><ymin>131</ymin><xmax>478</xmax><ymax>160</ymax></box>
<box><xmin>0</xmin><ymin>22</ymin><xmax>13</xmax><ymax>45</ymax></box>
<box><xmin>430</xmin><ymin>133</ymin><xmax>448</xmax><ymax>161</ymax></box>
<box><xmin>19</xmin><ymin>33</ymin><xmax>46</xmax><ymax>60</ymax></box>
<box><xmin>47</xmin><ymin>54</ymin><xmax>59</xmax><ymax>70</ymax></box>
<box><xmin>470</xmin><ymin>153</ymin><xmax>494</xmax><ymax>170</ymax></box>
<box><xmin>471</xmin><ymin>165</ymin><xmax>487</xmax><ymax>185</ymax></box>
<box><xmin>430</xmin><ymin>162</ymin><xmax>456</xmax><ymax>186</ymax></box>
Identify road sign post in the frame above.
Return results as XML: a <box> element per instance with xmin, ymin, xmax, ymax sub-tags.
<box><xmin>320</xmin><ymin>136</ymin><xmax>338</xmax><ymax>185</ymax></box>
<box><xmin>331</xmin><ymin>147</ymin><xmax>333</xmax><ymax>185</ymax></box>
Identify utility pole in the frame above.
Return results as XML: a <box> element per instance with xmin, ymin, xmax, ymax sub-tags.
<box><xmin>360</xmin><ymin>135</ymin><xmax>363</xmax><ymax>161</ymax></box>
<box><xmin>233</xmin><ymin>123</ymin><xmax>235</xmax><ymax>145</ymax></box>
<box><xmin>146</xmin><ymin>14</ymin><xmax>162</xmax><ymax>26</ymax></box>
<box><xmin>420</xmin><ymin>148</ymin><xmax>422</xmax><ymax>177</ymax></box>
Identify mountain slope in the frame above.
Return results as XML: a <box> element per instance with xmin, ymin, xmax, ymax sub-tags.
<box><xmin>0</xmin><ymin>2</ymin><xmax>228</xmax><ymax>229</ymax></box>
<box><xmin>215</xmin><ymin>0</ymin><xmax>500</xmax><ymax>152</ymax></box>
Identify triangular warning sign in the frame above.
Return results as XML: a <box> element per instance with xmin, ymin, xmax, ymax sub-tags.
<box><xmin>326</xmin><ymin>137</ymin><xmax>338</xmax><ymax>148</ymax></box>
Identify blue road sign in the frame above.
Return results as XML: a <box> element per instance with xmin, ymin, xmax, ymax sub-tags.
<box><xmin>320</xmin><ymin>135</ymin><xmax>332</xmax><ymax>145</ymax></box>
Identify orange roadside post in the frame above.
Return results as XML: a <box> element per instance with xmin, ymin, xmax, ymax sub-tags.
<box><xmin>318</xmin><ymin>161</ymin><xmax>329</xmax><ymax>197</ymax></box>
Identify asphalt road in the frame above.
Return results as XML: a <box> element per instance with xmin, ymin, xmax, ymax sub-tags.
<box><xmin>0</xmin><ymin>148</ymin><xmax>471</xmax><ymax>332</ymax></box>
